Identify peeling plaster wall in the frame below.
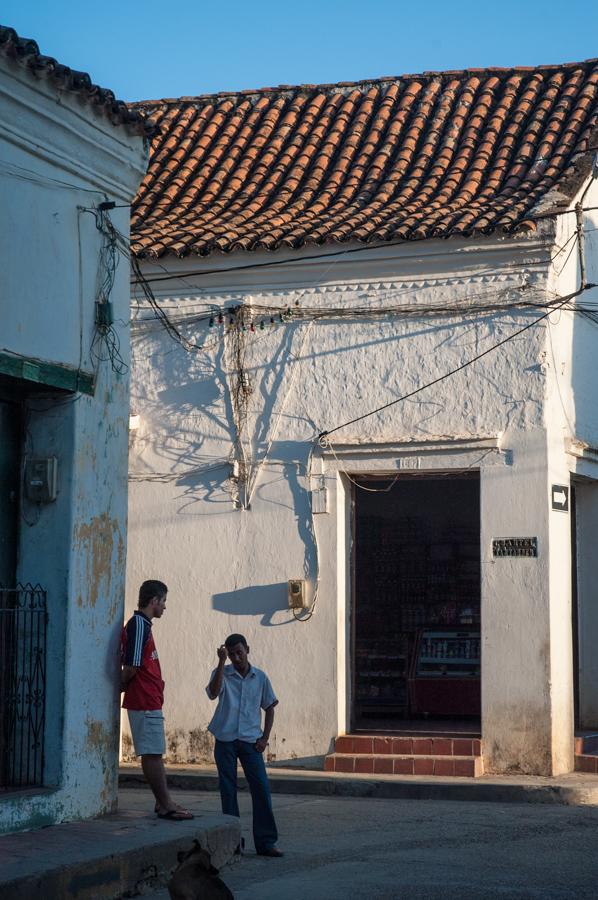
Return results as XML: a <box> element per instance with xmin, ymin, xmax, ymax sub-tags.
<box><xmin>0</xmin><ymin>57</ymin><xmax>146</xmax><ymax>833</ymax></box>
<box><xmin>123</xmin><ymin>222</ymin><xmax>598</xmax><ymax>775</ymax></box>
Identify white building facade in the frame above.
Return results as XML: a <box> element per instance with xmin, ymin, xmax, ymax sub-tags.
<box><xmin>0</xmin><ymin>27</ymin><xmax>147</xmax><ymax>832</ymax></box>
<box><xmin>126</xmin><ymin>64</ymin><xmax>598</xmax><ymax>776</ymax></box>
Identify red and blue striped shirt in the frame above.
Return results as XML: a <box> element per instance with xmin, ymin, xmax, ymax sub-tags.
<box><xmin>121</xmin><ymin>610</ymin><xmax>164</xmax><ymax>710</ymax></box>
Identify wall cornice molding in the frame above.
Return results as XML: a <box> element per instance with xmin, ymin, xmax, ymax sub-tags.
<box><xmin>139</xmin><ymin>229</ymin><xmax>556</xmax><ymax>298</ymax></box>
<box><xmin>0</xmin><ymin>75</ymin><xmax>146</xmax><ymax>199</ymax></box>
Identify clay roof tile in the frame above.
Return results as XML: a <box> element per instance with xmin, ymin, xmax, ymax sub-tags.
<box><xmin>130</xmin><ymin>60</ymin><xmax>598</xmax><ymax>256</ymax></box>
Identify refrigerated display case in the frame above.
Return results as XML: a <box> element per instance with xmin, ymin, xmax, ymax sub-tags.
<box><xmin>408</xmin><ymin>627</ymin><xmax>480</xmax><ymax>717</ymax></box>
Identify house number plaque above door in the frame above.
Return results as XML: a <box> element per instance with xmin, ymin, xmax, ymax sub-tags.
<box><xmin>492</xmin><ymin>537</ymin><xmax>538</xmax><ymax>558</ymax></box>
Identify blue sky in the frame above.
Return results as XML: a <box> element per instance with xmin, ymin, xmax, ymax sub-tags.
<box><xmin>3</xmin><ymin>1</ymin><xmax>598</xmax><ymax>102</ymax></box>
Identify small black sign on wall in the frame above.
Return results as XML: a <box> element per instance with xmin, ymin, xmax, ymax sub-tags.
<box><xmin>551</xmin><ymin>485</ymin><xmax>569</xmax><ymax>512</ymax></box>
<box><xmin>492</xmin><ymin>537</ymin><xmax>538</xmax><ymax>558</ymax></box>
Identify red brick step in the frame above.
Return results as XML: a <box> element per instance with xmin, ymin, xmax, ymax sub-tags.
<box><xmin>325</xmin><ymin>734</ymin><xmax>484</xmax><ymax>778</ymax></box>
<box><xmin>574</xmin><ymin>733</ymin><xmax>598</xmax><ymax>755</ymax></box>
<box><xmin>325</xmin><ymin>753</ymin><xmax>483</xmax><ymax>777</ymax></box>
<box><xmin>334</xmin><ymin>734</ymin><xmax>481</xmax><ymax>757</ymax></box>
<box><xmin>575</xmin><ymin>755</ymin><xmax>598</xmax><ymax>773</ymax></box>
<box><xmin>574</xmin><ymin>733</ymin><xmax>598</xmax><ymax>772</ymax></box>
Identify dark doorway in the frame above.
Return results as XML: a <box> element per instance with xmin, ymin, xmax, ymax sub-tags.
<box><xmin>0</xmin><ymin>395</ymin><xmax>20</xmax><ymax>587</ymax></box>
<box><xmin>572</xmin><ymin>476</ymin><xmax>598</xmax><ymax>731</ymax></box>
<box><xmin>352</xmin><ymin>472</ymin><xmax>481</xmax><ymax>732</ymax></box>
<box><xmin>571</xmin><ymin>483</ymin><xmax>580</xmax><ymax>730</ymax></box>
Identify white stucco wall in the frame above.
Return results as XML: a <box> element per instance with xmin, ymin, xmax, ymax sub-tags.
<box><xmin>0</xmin><ymin>57</ymin><xmax>146</xmax><ymax>832</ymax></box>
<box><xmin>544</xmin><ymin>177</ymin><xmax>598</xmax><ymax>765</ymax></box>
<box><xmin>124</xmin><ymin>212</ymin><xmax>598</xmax><ymax>775</ymax></box>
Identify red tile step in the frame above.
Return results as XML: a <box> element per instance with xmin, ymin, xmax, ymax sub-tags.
<box><xmin>325</xmin><ymin>734</ymin><xmax>484</xmax><ymax>778</ymax></box>
<box><xmin>333</xmin><ymin>735</ymin><xmax>482</xmax><ymax>757</ymax></box>
<box><xmin>574</xmin><ymin>733</ymin><xmax>598</xmax><ymax>755</ymax></box>
<box><xmin>575</xmin><ymin>754</ymin><xmax>598</xmax><ymax>773</ymax></box>
<box><xmin>325</xmin><ymin>753</ymin><xmax>483</xmax><ymax>777</ymax></box>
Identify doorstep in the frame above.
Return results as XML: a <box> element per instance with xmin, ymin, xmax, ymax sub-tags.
<box><xmin>574</xmin><ymin>732</ymin><xmax>598</xmax><ymax>772</ymax></box>
<box><xmin>325</xmin><ymin>733</ymin><xmax>483</xmax><ymax>777</ymax></box>
<box><xmin>326</xmin><ymin>753</ymin><xmax>482</xmax><ymax>776</ymax></box>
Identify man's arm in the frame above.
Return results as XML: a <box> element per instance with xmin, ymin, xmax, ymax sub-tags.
<box><xmin>207</xmin><ymin>645</ymin><xmax>228</xmax><ymax>699</ymax></box>
<box><xmin>255</xmin><ymin>702</ymin><xmax>277</xmax><ymax>753</ymax></box>
<box><xmin>121</xmin><ymin>665</ymin><xmax>138</xmax><ymax>693</ymax></box>
<box><xmin>121</xmin><ymin>615</ymin><xmax>148</xmax><ymax>693</ymax></box>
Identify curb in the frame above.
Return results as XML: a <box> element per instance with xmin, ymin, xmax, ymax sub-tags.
<box><xmin>119</xmin><ymin>769</ymin><xmax>598</xmax><ymax>807</ymax></box>
<box><xmin>0</xmin><ymin>816</ymin><xmax>239</xmax><ymax>900</ymax></box>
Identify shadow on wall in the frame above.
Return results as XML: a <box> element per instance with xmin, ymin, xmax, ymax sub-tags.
<box><xmin>212</xmin><ymin>582</ymin><xmax>294</xmax><ymax>626</ymax></box>
<box><xmin>130</xmin><ymin>334</ymin><xmax>234</xmax><ymax>511</ymax></box>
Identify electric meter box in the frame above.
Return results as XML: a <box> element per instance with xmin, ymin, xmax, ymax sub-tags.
<box><xmin>25</xmin><ymin>457</ymin><xmax>58</xmax><ymax>503</ymax></box>
<box><xmin>288</xmin><ymin>579</ymin><xmax>307</xmax><ymax>610</ymax></box>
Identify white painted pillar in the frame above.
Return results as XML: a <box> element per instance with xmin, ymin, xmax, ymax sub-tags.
<box><xmin>481</xmin><ymin>428</ymin><xmax>555</xmax><ymax>774</ymax></box>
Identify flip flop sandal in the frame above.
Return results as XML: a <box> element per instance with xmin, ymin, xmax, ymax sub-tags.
<box><xmin>157</xmin><ymin>808</ymin><xmax>194</xmax><ymax>821</ymax></box>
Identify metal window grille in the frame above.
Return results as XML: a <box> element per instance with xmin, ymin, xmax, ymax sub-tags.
<box><xmin>0</xmin><ymin>584</ymin><xmax>47</xmax><ymax>790</ymax></box>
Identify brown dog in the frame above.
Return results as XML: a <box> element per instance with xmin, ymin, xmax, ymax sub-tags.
<box><xmin>167</xmin><ymin>840</ymin><xmax>234</xmax><ymax>900</ymax></box>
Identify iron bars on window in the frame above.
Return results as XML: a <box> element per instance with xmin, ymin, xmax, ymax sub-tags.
<box><xmin>0</xmin><ymin>584</ymin><xmax>47</xmax><ymax>790</ymax></box>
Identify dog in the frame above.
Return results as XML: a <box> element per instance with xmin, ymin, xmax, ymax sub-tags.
<box><xmin>167</xmin><ymin>840</ymin><xmax>234</xmax><ymax>899</ymax></box>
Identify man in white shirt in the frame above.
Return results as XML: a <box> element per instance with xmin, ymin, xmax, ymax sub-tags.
<box><xmin>206</xmin><ymin>634</ymin><xmax>283</xmax><ymax>857</ymax></box>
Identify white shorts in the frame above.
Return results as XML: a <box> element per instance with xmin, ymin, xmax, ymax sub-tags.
<box><xmin>127</xmin><ymin>709</ymin><xmax>166</xmax><ymax>756</ymax></box>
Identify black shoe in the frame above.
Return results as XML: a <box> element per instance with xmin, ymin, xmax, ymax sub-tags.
<box><xmin>257</xmin><ymin>847</ymin><xmax>284</xmax><ymax>857</ymax></box>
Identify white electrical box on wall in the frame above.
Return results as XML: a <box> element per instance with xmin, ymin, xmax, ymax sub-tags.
<box><xmin>288</xmin><ymin>579</ymin><xmax>307</xmax><ymax>610</ymax></box>
<box><xmin>25</xmin><ymin>457</ymin><xmax>58</xmax><ymax>503</ymax></box>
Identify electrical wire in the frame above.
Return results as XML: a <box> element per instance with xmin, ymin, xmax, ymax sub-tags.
<box><xmin>85</xmin><ymin>208</ymin><xmax>129</xmax><ymax>375</ymax></box>
<box><xmin>127</xmin><ymin>229</ymin><xmax>586</xmax><ymax>348</ymax></box>
<box><xmin>129</xmin><ymin>291</ymin><xmax>563</xmax><ymax>332</ymax></box>
<box><xmin>124</xmin><ymin>217</ymin><xmax>583</xmax><ymax>368</ymax></box>
<box><xmin>327</xmin><ymin>443</ymin><xmax>402</xmax><ymax>493</ymax></box>
<box><xmin>128</xmin><ymin>460</ymin><xmax>230</xmax><ymax>483</ymax></box>
<box><xmin>0</xmin><ymin>160</ymin><xmax>110</xmax><ymax>197</ymax></box>
<box><xmin>131</xmin><ymin>254</ymin><xmax>205</xmax><ymax>352</ymax></box>
<box><xmin>132</xmin><ymin>204</ymin><xmax>598</xmax><ymax>287</ymax></box>
<box><xmin>317</xmin><ymin>282</ymin><xmax>596</xmax><ymax>444</ymax></box>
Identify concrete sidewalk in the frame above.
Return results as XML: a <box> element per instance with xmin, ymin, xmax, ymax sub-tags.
<box><xmin>3</xmin><ymin>767</ymin><xmax>598</xmax><ymax>900</ymax></box>
<box><xmin>120</xmin><ymin>761</ymin><xmax>598</xmax><ymax>805</ymax></box>
<box><xmin>0</xmin><ymin>789</ymin><xmax>239</xmax><ymax>900</ymax></box>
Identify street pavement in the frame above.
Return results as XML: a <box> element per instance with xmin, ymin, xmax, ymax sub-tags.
<box><xmin>139</xmin><ymin>788</ymin><xmax>598</xmax><ymax>899</ymax></box>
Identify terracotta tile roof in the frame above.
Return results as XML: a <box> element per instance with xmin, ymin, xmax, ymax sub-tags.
<box><xmin>0</xmin><ymin>25</ymin><xmax>151</xmax><ymax>136</ymax></box>
<box><xmin>130</xmin><ymin>62</ymin><xmax>598</xmax><ymax>258</ymax></box>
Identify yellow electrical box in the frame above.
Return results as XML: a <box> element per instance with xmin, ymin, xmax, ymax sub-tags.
<box><xmin>288</xmin><ymin>579</ymin><xmax>306</xmax><ymax>610</ymax></box>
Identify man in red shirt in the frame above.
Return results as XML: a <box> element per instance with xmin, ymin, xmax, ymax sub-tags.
<box><xmin>121</xmin><ymin>580</ymin><xmax>193</xmax><ymax>820</ymax></box>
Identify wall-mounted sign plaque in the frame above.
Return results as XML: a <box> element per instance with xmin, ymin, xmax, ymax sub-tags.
<box><xmin>551</xmin><ymin>485</ymin><xmax>569</xmax><ymax>512</ymax></box>
<box><xmin>492</xmin><ymin>537</ymin><xmax>538</xmax><ymax>558</ymax></box>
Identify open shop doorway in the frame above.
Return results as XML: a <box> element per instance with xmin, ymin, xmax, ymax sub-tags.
<box><xmin>352</xmin><ymin>472</ymin><xmax>481</xmax><ymax>734</ymax></box>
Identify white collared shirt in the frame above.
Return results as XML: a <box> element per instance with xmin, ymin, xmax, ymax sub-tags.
<box><xmin>206</xmin><ymin>664</ymin><xmax>278</xmax><ymax>742</ymax></box>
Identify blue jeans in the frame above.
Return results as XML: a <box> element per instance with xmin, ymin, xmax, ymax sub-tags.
<box><xmin>214</xmin><ymin>739</ymin><xmax>278</xmax><ymax>852</ymax></box>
